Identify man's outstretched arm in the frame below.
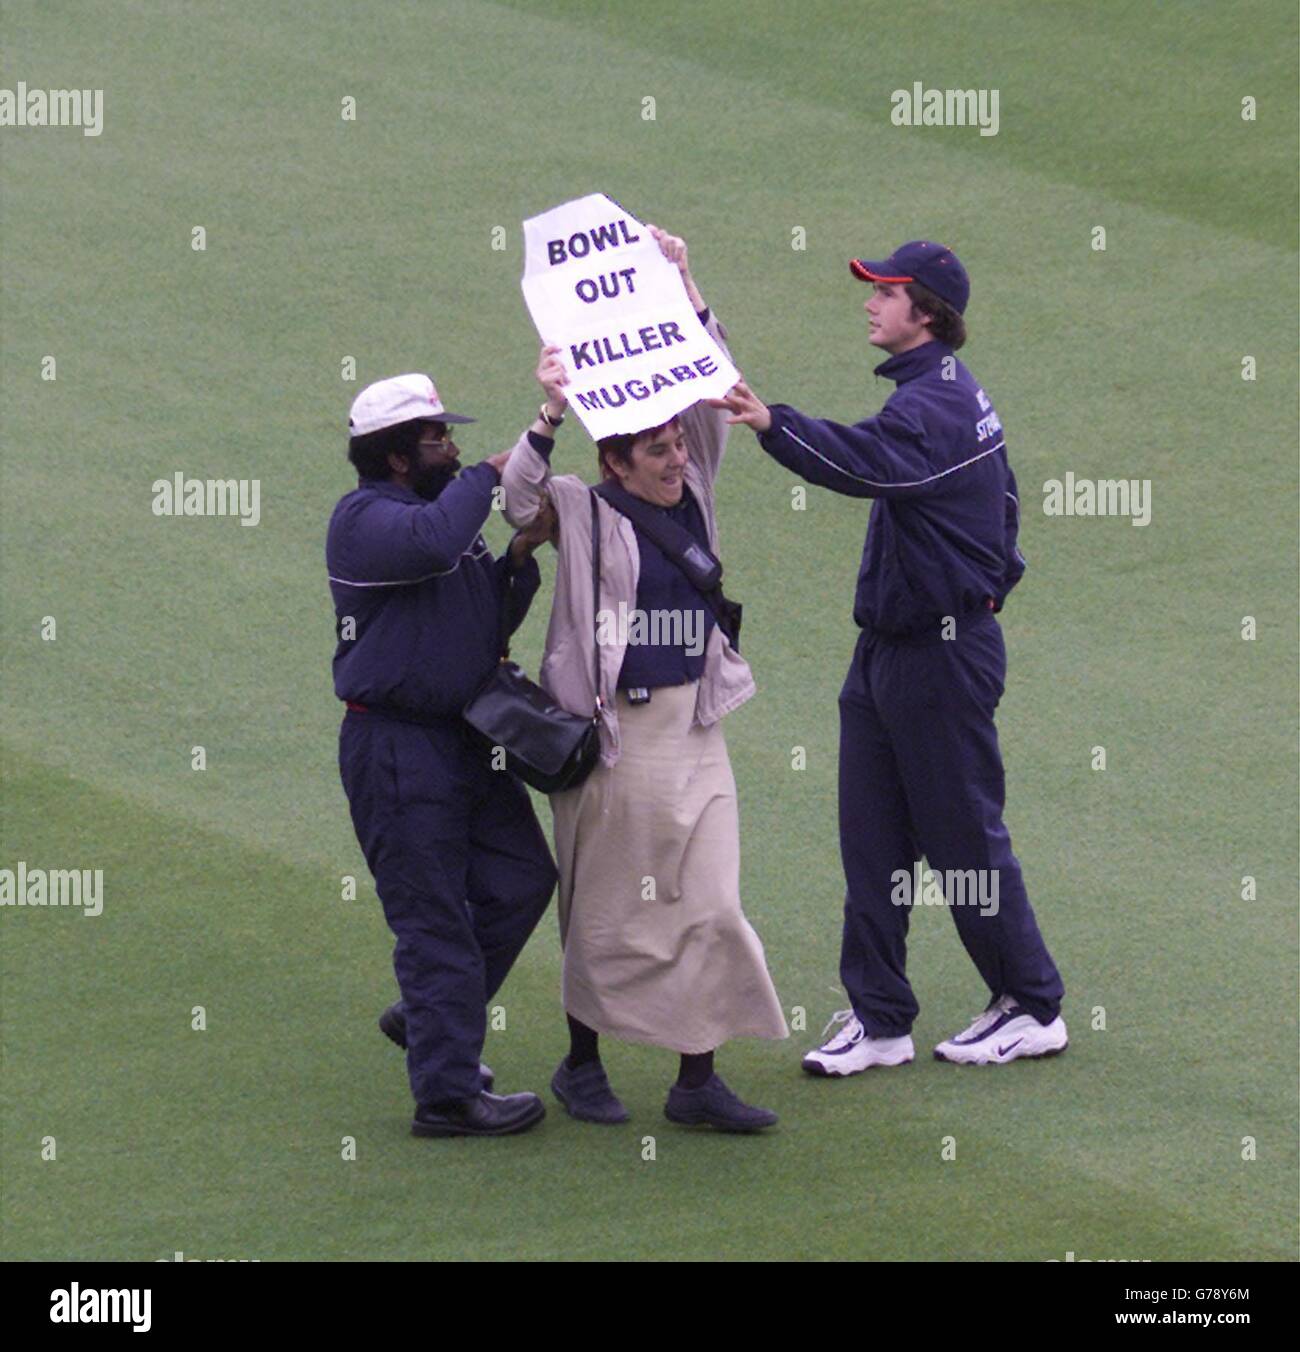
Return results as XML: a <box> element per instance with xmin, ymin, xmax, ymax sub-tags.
<box><xmin>711</xmin><ymin>380</ymin><xmax>939</xmax><ymax>500</ymax></box>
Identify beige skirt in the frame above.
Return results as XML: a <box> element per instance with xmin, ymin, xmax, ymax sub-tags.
<box><xmin>550</xmin><ymin>682</ymin><xmax>788</xmax><ymax>1054</ymax></box>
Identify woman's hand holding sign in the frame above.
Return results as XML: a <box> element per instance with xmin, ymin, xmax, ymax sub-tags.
<box><xmin>648</xmin><ymin>223</ymin><xmax>706</xmax><ymax>313</ymax></box>
<box><xmin>536</xmin><ymin>343</ymin><xmax>569</xmax><ymax>422</ymax></box>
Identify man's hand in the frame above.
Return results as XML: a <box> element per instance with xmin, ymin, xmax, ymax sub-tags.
<box><xmin>484</xmin><ymin>447</ymin><xmax>512</xmax><ymax>475</ymax></box>
<box><xmin>508</xmin><ymin>494</ymin><xmax>558</xmax><ymax>566</ymax></box>
<box><xmin>536</xmin><ymin>343</ymin><xmax>568</xmax><ymax>420</ymax></box>
<box><xmin>709</xmin><ymin>380</ymin><xmax>772</xmax><ymax>434</ymax></box>
<box><xmin>647</xmin><ymin>223</ymin><xmax>705</xmax><ymax>313</ymax></box>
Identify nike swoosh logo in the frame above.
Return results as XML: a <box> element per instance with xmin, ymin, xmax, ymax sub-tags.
<box><xmin>996</xmin><ymin>1039</ymin><xmax>1023</xmax><ymax>1057</ymax></box>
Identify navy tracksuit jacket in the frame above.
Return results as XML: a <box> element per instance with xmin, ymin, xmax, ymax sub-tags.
<box><xmin>327</xmin><ymin>462</ymin><xmax>556</xmax><ymax>1105</ymax></box>
<box><xmin>759</xmin><ymin>340</ymin><xmax>1063</xmax><ymax>1035</ymax></box>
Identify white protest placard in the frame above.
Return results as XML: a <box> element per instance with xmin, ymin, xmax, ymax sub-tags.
<box><xmin>521</xmin><ymin>194</ymin><xmax>739</xmax><ymax>440</ymax></box>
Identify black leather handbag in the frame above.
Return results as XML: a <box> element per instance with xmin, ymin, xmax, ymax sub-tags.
<box><xmin>462</xmin><ymin>489</ymin><xmax>603</xmax><ymax>794</ymax></box>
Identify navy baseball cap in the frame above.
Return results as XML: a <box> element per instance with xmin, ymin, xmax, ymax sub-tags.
<box><xmin>850</xmin><ymin>240</ymin><xmax>970</xmax><ymax>314</ymax></box>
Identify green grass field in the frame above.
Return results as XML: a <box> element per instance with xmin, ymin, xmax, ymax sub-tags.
<box><xmin>2</xmin><ymin>0</ymin><xmax>1297</xmax><ymax>1262</ymax></box>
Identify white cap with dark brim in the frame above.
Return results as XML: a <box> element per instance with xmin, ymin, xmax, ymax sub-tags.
<box><xmin>348</xmin><ymin>373</ymin><xmax>476</xmax><ymax>437</ymax></box>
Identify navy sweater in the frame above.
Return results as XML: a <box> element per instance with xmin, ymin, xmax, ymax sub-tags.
<box><xmin>616</xmin><ymin>485</ymin><xmax>714</xmax><ymax>690</ymax></box>
<box><xmin>326</xmin><ymin>462</ymin><xmax>539</xmax><ymax>719</ymax></box>
<box><xmin>758</xmin><ymin>340</ymin><xmax>1025</xmax><ymax>637</ymax></box>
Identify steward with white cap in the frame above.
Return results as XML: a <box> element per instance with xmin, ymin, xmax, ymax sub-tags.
<box><xmin>327</xmin><ymin>361</ymin><xmax>569</xmax><ymax>1138</ymax></box>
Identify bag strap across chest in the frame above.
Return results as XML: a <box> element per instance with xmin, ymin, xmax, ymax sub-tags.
<box><xmin>591</xmin><ymin>479</ymin><xmax>742</xmax><ymax>651</ymax></box>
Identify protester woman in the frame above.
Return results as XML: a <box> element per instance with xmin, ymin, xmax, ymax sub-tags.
<box><xmin>502</xmin><ymin>226</ymin><xmax>786</xmax><ymax>1131</ymax></box>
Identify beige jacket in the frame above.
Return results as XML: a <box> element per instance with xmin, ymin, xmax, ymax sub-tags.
<box><xmin>502</xmin><ymin>313</ymin><xmax>755</xmax><ymax>767</ymax></box>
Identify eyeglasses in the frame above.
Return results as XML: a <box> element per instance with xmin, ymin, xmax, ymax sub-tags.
<box><xmin>420</xmin><ymin>428</ymin><xmax>457</xmax><ymax>453</ymax></box>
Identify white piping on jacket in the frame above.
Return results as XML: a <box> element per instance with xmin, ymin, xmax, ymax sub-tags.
<box><xmin>328</xmin><ymin>541</ymin><xmax>489</xmax><ymax>588</ymax></box>
<box><xmin>781</xmin><ymin>427</ymin><xmax>1006</xmax><ymax>490</ymax></box>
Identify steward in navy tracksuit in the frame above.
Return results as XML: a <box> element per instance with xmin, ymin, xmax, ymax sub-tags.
<box><xmin>328</xmin><ymin>371</ymin><xmax>559</xmax><ymax>1136</ymax></box>
<box><xmin>714</xmin><ymin>241</ymin><xmax>1066</xmax><ymax>1071</ymax></box>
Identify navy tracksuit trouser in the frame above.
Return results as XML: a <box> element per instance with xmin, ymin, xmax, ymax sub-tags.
<box><xmin>339</xmin><ymin>710</ymin><xmax>556</xmax><ymax>1105</ymax></box>
<box><xmin>838</xmin><ymin>609</ymin><xmax>1064</xmax><ymax>1036</ymax></box>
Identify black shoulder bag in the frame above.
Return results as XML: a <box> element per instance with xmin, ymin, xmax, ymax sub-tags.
<box><xmin>462</xmin><ymin>491</ymin><xmax>603</xmax><ymax>794</ymax></box>
<box><xmin>592</xmin><ymin>480</ymin><xmax>743</xmax><ymax>652</ymax></box>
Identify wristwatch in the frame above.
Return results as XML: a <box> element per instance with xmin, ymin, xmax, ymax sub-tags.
<box><xmin>538</xmin><ymin>404</ymin><xmax>565</xmax><ymax>429</ymax></box>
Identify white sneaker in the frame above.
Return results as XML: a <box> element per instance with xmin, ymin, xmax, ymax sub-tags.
<box><xmin>802</xmin><ymin>1010</ymin><xmax>915</xmax><ymax>1077</ymax></box>
<box><xmin>934</xmin><ymin>994</ymin><xmax>1068</xmax><ymax>1065</ymax></box>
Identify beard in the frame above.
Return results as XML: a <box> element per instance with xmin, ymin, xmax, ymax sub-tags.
<box><xmin>410</xmin><ymin>462</ymin><xmax>458</xmax><ymax>500</ymax></box>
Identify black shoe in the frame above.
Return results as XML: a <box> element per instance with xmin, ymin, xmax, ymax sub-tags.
<box><xmin>412</xmin><ymin>1091</ymin><xmax>545</xmax><ymax>1138</ymax></box>
<box><xmin>550</xmin><ymin>1056</ymin><xmax>630</xmax><ymax>1124</ymax></box>
<box><xmin>664</xmin><ymin>1074</ymin><xmax>778</xmax><ymax>1133</ymax></box>
<box><xmin>379</xmin><ymin>1003</ymin><xmax>495</xmax><ymax>1090</ymax></box>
